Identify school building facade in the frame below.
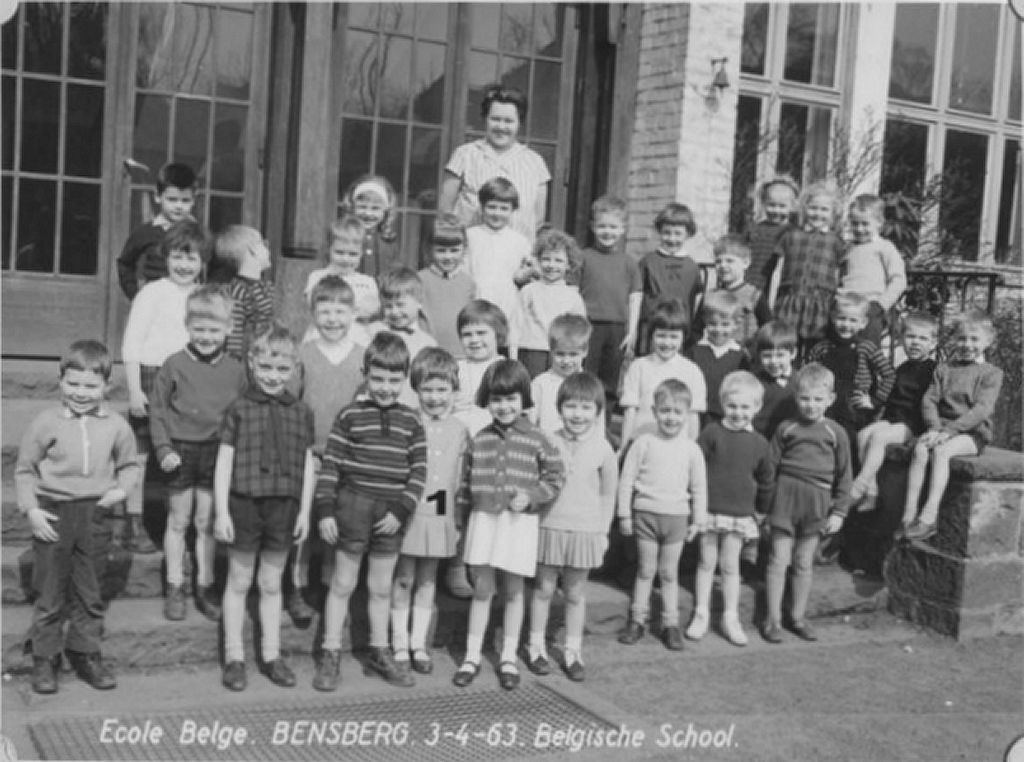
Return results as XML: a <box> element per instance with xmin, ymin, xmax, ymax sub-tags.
<box><xmin>1</xmin><ymin>2</ymin><xmax>1020</xmax><ymax>357</ymax></box>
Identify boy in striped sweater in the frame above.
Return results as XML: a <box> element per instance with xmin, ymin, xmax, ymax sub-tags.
<box><xmin>312</xmin><ymin>332</ymin><xmax>427</xmax><ymax>691</ymax></box>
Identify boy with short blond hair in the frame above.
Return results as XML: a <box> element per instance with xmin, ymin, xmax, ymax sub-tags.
<box><xmin>368</xmin><ymin>267</ymin><xmax>437</xmax><ymax>407</ymax></box>
<box><xmin>150</xmin><ymin>287</ymin><xmax>247</xmax><ymax>621</ymax></box>
<box><xmin>16</xmin><ymin>341</ymin><xmax>140</xmax><ymax>694</ymax></box>
<box><xmin>578</xmin><ymin>195</ymin><xmax>642</xmax><ymax>407</ymax></box>
<box><xmin>529</xmin><ymin>313</ymin><xmax>597</xmax><ymax>434</ymax></box>
<box><xmin>216</xmin><ymin>225</ymin><xmax>275</xmax><ymax>360</ymax></box>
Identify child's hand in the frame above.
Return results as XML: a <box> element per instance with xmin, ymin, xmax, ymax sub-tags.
<box><xmin>214</xmin><ymin>513</ymin><xmax>234</xmax><ymax>543</ymax></box>
<box><xmin>509</xmin><ymin>491</ymin><xmax>530</xmax><ymax>513</ymax></box>
<box><xmin>128</xmin><ymin>392</ymin><xmax>148</xmax><ymax>418</ymax></box>
<box><xmin>685</xmin><ymin>522</ymin><xmax>701</xmax><ymax>542</ymax></box>
<box><xmin>160</xmin><ymin>452</ymin><xmax>182</xmax><ymax>472</ymax></box>
<box><xmin>319</xmin><ymin>517</ymin><xmax>339</xmax><ymax>545</ymax></box>
<box><xmin>27</xmin><ymin>507</ymin><xmax>59</xmax><ymax>543</ymax></box>
<box><xmin>824</xmin><ymin>514</ymin><xmax>844</xmax><ymax>535</ymax></box>
<box><xmin>293</xmin><ymin>515</ymin><xmax>309</xmax><ymax>544</ymax></box>
<box><xmin>97</xmin><ymin>487</ymin><xmax>127</xmax><ymax>508</ymax></box>
<box><xmin>374</xmin><ymin>512</ymin><xmax>401</xmax><ymax>535</ymax></box>
<box><xmin>916</xmin><ymin>430</ymin><xmax>943</xmax><ymax>449</ymax></box>
<box><xmin>620</xmin><ymin>333</ymin><xmax>636</xmax><ymax>360</ymax></box>
<box><xmin>850</xmin><ymin>391</ymin><xmax>874</xmax><ymax>410</ymax></box>
<box><xmin>619</xmin><ymin>517</ymin><xmax>633</xmax><ymax>537</ymax></box>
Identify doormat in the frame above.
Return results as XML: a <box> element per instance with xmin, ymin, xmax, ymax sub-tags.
<box><xmin>29</xmin><ymin>682</ymin><xmax>617</xmax><ymax>761</ymax></box>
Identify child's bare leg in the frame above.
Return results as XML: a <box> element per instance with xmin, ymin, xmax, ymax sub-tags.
<box><xmin>500</xmin><ymin>573</ymin><xmax>525</xmax><ymax>664</ymax></box>
<box><xmin>126</xmin><ymin>453</ymin><xmax>148</xmax><ymax>517</ymax></box>
<box><xmin>789</xmin><ymin>535</ymin><xmax>819</xmax><ymax>624</ymax></box>
<box><xmin>409</xmin><ymin>558</ymin><xmax>439</xmax><ymax>653</ymax></box>
<box><xmin>322</xmin><ymin>550</ymin><xmax>361</xmax><ymax>651</ymax></box>
<box><xmin>463</xmin><ymin>566</ymin><xmax>496</xmax><ymax>665</ymax></box>
<box><xmin>687</xmin><ymin>533</ymin><xmax>718</xmax><ymax>639</ymax></box>
<box><xmin>902</xmin><ymin>440</ymin><xmax>932</xmax><ymax>526</ymax></box>
<box><xmin>192</xmin><ymin>488</ymin><xmax>215</xmax><ymax>589</ymax></box>
<box><xmin>390</xmin><ymin>555</ymin><xmax>416</xmax><ymax>657</ymax></box>
<box><xmin>917</xmin><ymin>436</ymin><xmax>979</xmax><ymax>526</ymax></box>
<box><xmin>222</xmin><ymin>550</ymin><xmax>256</xmax><ymax>662</ymax></box>
<box><xmin>630</xmin><ymin>538</ymin><xmax>659</xmax><ymax>626</ymax></box>
<box><xmin>164</xmin><ymin>489</ymin><xmax>194</xmax><ymax>586</ymax></box>
<box><xmin>529</xmin><ymin>564</ymin><xmax>559</xmax><ymax>660</ymax></box>
<box><xmin>256</xmin><ymin>549</ymin><xmax>288</xmax><ymax>662</ymax></box>
<box><xmin>766</xmin><ymin>532</ymin><xmax>793</xmax><ymax>627</ymax></box>
<box><xmin>657</xmin><ymin>540</ymin><xmax>685</xmax><ymax>629</ymax></box>
<box><xmin>366</xmin><ymin>553</ymin><xmax>399</xmax><ymax>650</ymax></box>
<box><xmin>719</xmin><ymin>533</ymin><xmax>747</xmax><ymax>644</ymax></box>
<box><xmin>561</xmin><ymin>568</ymin><xmax>589</xmax><ymax>661</ymax></box>
<box><xmin>854</xmin><ymin>423</ymin><xmax>910</xmax><ymax>500</ymax></box>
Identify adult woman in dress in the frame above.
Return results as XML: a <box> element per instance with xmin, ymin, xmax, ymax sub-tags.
<box><xmin>439</xmin><ymin>85</ymin><xmax>551</xmax><ymax>241</ymax></box>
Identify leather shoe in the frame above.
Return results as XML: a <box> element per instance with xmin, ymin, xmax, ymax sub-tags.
<box><xmin>761</xmin><ymin>621</ymin><xmax>783</xmax><ymax>644</ymax></box>
<box><xmin>261</xmin><ymin>658</ymin><xmax>296</xmax><ymax>687</ymax></box>
<box><xmin>498</xmin><ymin>662</ymin><xmax>520</xmax><ymax>690</ymax></box>
<box><xmin>67</xmin><ymin>651</ymin><xmax>116</xmax><ymax>690</ymax></box>
<box><xmin>411</xmin><ymin>649</ymin><xmax>433</xmax><ymax>675</ymax></box>
<box><xmin>32</xmin><ymin>656</ymin><xmax>58</xmax><ymax>694</ymax></box>
<box><xmin>662</xmin><ymin>626</ymin><xmax>684</xmax><ymax>651</ymax></box>
<box><xmin>617</xmin><ymin>620</ymin><xmax>644</xmax><ymax>645</ymax></box>
<box><xmin>452</xmin><ymin>661</ymin><xmax>480</xmax><ymax>688</ymax></box>
<box><xmin>787</xmin><ymin>620</ymin><xmax>818</xmax><ymax>641</ymax></box>
<box><xmin>222</xmin><ymin>660</ymin><xmax>247</xmax><ymax>691</ymax></box>
<box><xmin>526</xmin><ymin>653</ymin><xmax>550</xmax><ymax>676</ymax></box>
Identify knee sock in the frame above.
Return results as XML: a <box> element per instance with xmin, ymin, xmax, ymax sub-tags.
<box><xmin>259</xmin><ymin>590</ymin><xmax>282</xmax><ymax>663</ymax></box>
<box><xmin>391</xmin><ymin>607</ymin><xmax>410</xmax><ymax>655</ymax></box>
<box><xmin>222</xmin><ymin>587</ymin><xmax>247</xmax><ymax>662</ymax></box>
<box><xmin>410</xmin><ymin>606</ymin><xmax>432</xmax><ymax>652</ymax></box>
<box><xmin>164</xmin><ymin>526</ymin><xmax>186</xmax><ymax>586</ymax></box>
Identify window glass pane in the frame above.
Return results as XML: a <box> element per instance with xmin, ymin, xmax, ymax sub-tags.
<box><xmin>137</xmin><ymin>4</ymin><xmax>214</xmax><ymax>95</ymax></box>
<box><xmin>379</xmin><ymin>36</ymin><xmax>412</xmax><ymax>119</ymax></box>
<box><xmin>133</xmin><ymin>93</ymin><xmax>171</xmax><ymax>176</ymax></box>
<box><xmin>68</xmin><ymin>3</ymin><xmax>106</xmax><ymax>80</ymax></box>
<box><xmin>16</xmin><ymin>178</ymin><xmax>56</xmax><ymax>272</ymax></box>
<box><xmin>888</xmin><ymin>3</ymin><xmax>938</xmax><ymax>103</ymax></box>
<box><xmin>65</xmin><ymin>84</ymin><xmax>104</xmax><ymax>177</ymax></box>
<box><xmin>415</xmin><ymin>5</ymin><xmax>449</xmax><ymax>42</ymax></box>
<box><xmin>1009</xmin><ymin>27</ymin><xmax>1021</xmax><ymax>121</ymax></box>
<box><xmin>347</xmin><ymin>4</ymin><xmax>380</xmax><ymax>30</ymax></box>
<box><xmin>501</xmin><ymin>56</ymin><xmax>530</xmax><ymax>102</ymax></box>
<box><xmin>805</xmin><ymin>107</ymin><xmax>830</xmax><ymax>182</ymax></box>
<box><xmin>949</xmin><ymin>4</ymin><xmax>998</xmax><ymax>114</ymax></box>
<box><xmin>2</xmin><ymin>176</ymin><xmax>12</xmax><ymax>269</ymax></box>
<box><xmin>501</xmin><ymin>4</ymin><xmax>533</xmax><ymax>55</ymax></box>
<box><xmin>380</xmin><ymin>4</ymin><xmax>414</xmax><ymax>35</ymax></box>
<box><xmin>59</xmin><ymin>182</ymin><xmax>99</xmax><ymax>275</ymax></box>
<box><xmin>471</xmin><ymin>5</ymin><xmax>501</xmax><ymax>49</ymax></box>
<box><xmin>784</xmin><ymin>3</ymin><xmax>838</xmax><ymax>87</ymax></box>
<box><xmin>741</xmin><ymin>3</ymin><xmax>768</xmax><ymax>75</ymax></box>
<box><xmin>338</xmin><ymin>118</ymin><xmax>373</xmax><ymax>195</ymax></box>
<box><xmin>402</xmin><ymin>210</ymin><xmax>430</xmax><ymax>269</ymax></box>
<box><xmin>531</xmin><ymin>60</ymin><xmax>560</xmax><ymax>140</ymax></box>
<box><xmin>215</xmin><ymin>8</ymin><xmax>252</xmax><ymax>100</ymax></box>
<box><xmin>534</xmin><ymin>6</ymin><xmax>563</xmax><ymax>58</ymax></box>
<box><xmin>211</xmin><ymin>104</ymin><xmax>246</xmax><ymax>192</ymax></box>
<box><xmin>2</xmin><ymin>75</ymin><xmax>14</xmax><ymax>169</ymax></box>
<box><xmin>409</xmin><ymin>126</ymin><xmax>441</xmax><ymax>210</ymax></box>
<box><xmin>24</xmin><ymin>4</ymin><xmax>62</xmax><ymax>75</ymax></box>
<box><xmin>881</xmin><ymin>119</ymin><xmax>929</xmax><ymax>196</ymax></box>
<box><xmin>465</xmin><ymin>51</ymin><xmax>498</xmax><ymax>125</ymax></box>
<box><xmin>377</xmin><ymin>122</ymin><xmax>407</xmax><ymax>202</ymax></box>
<box><xmin>21</xmin><ymin>78</ymin><xmax>60</xmax><ymax>174</ymax></box>
<box><xmin>173</xmin><ymin>98</ymin><xmax>210</xmax><ymax>174</ymax></box>
<box><xmin>995</xmin><ymin>139</ymin><xmax>1020</xmax><ymax>264</ymax></box>
<box><xmin>2</xmin><ymin>9</ymin><xmax>18</xmax><ymax>70</ymax></box>
<box><xmin>730</xmin><ymin>95</ymin><xmax>763</xmax><ymax>232</ymax></box>
<box><xmin>777</xmin><ymin>103</ymin><xmax>808</xmax><ymax>181</ymax></box>
<box><xmin>940</xmin><ymin>130</ymin><xmax>988</xmax><ymax>260</ymax></box>
<box><xmin>207</xmin><ymin>195</ymin><xmax>242</xmax><ymax>235</ymax></box>
<box><xmin>341</xmin><ymin>30</ymin><xmax>377</xmax><ymax>116</ymax></box>
<box><xmin>412</xmin><ymin>42</ymin><xmax>445</xmax><ymax>124</ymax></box>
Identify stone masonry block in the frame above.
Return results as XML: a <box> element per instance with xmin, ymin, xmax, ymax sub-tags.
<box><xmin>884</xmin><ymin>544</ymin><xmax>961</xmax><ymax>607</ymax></box>
<box><xmin>963</xmin><ymin>482</ymin><xmax>1024</xmax><ymax>559</ymax></box>
<box><xmin>887</xmin><ymin>587</ymin><xmax>958</xmax><ymax>637</ymax></box>
<box><xmin>956</xmin><ymin>602</ymin><xmax>1024</xmax><ymax>640</ymax></box>
<box><xmin>960</xmin><ymin>556</ymin><xmax>1024</xmax><ymax>610</ymax></box>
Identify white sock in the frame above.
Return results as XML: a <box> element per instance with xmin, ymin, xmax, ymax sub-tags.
<box><xmin>390</xmin><ymin>608</ymin><xmax>410</xmax><ymax>656</ymax></box>
<box><xmin>464</xmin><ymin>635</ymin><xmax>483</xmax><ymax>665</ymax></box>
<box><xmin>500</xmin><ymin>635</ymin><xmax>517</xmax><ymax>664</ymax></box>
<box><xmin>528</xmin><ymin>632</ymin><xmax>547</xmax><ymax>660</ymax></box>
<box><xmin>410</xmin><ymin>606</ymin><xmax>432</xmax><ymax>652</ymax></box>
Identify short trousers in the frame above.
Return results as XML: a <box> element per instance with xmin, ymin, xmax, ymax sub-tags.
<box><xmin>633</xmin><ymin>510</ymin><xmax>689</xmax><ymax>545</ymax></box>
<box><xmin>330</xmin><ymin>488</ymin><xmax>404</xmax><ymax>557</ymax></box>
<box><xmin>768</xmin><ymin>474</ymin><xmax>829</xmax><ymax>538</ymax></box>
<box><xmin>228</xmin><ymin>493</ymin><xmax>299</xmax><ymax>553</ymax></box>
<box><xmin>163</xmin><ymin>438</ymin><xmax>219</xmax><ymax>490</ymax></box>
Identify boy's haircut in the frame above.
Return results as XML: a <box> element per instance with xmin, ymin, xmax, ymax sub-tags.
<box><xmin>186</xmin><ymin>285</ymin><xmax>233</xmax><ymax>324</ymax></box>
<box><xmin>60</xmin><ymin>339</ymin><xmax>113</xmax><ymax>380</ymax></box>
<box><xmin>410</xmin><ymin>346</ymin><xmax>460</xmax><ymax>391</ymax></box>
<box><xmin>850</xmin><ymin>193</ymin><xmax>885</xmax><ymax>222</ymax></box>
<box><xmin>457</xmin><ymin>299</ymin><xmax>509</xmax><ymax>347</ymax></box>
<box><xmin>478</xmin><ymin>176</ymin><xmax>520</xmax><ymax>209</ymax></box>
<box><xmin>475</xmin><ymin>359</ymin><xmax>533</xmax><ymax>409</ymax></box>
<box><xmin>329</xmin><ymin>213</ymin><xmax>365</xmax><ymax>246</ymax></box>
<box><xmin>832</xmin><ymin>291</ymin><xmax>870</xmax><ymax>317</ymax></box>
<box><xmin>379</xmin><ymin>266</ymin><xmax>424</xmax><ymax>302</ymax></box>
<box><xmin>310</xmin><ymin>274</ymin><xmax>355</xmax><ymax>308</ymax></box>
<box><xmin>649</xmin><ymin>298</ymin><xmax>689</xmax><ymax>333</ymax></box>
<box><xmin>548</xmin><ymin>312</ymin><xmax>592</xmax><ymax>351</ymax></box>
<box><xmin>654</xmin><ymin>203</ymin><xmax>696</xmax><ymax>236</ymax></box>
<box><xmin>900</xmin><ymin>310</ymin><xmax>939</xmax><ymax>337</ymax></box>
<box><xmin>757</xmin><ymin>174</ymin><xmax>800</xmax><ymax>203</ymax></box>
<box><xmin>556</xmin><ymin>371</ymin><xmax>605</xmax><ymax>414</ymax></box>
<box><xmin>155</xmin><ymin>162</ymin><xmax>197</xmax><ymax>193</ymax></box>
<box><xmin>653</xmin><ymin>378</ymin><xmax>692</xmax><ymax>408</ymax></box>
<box><xmin>753</xmin><ymin>320</ymin><xmax>798</xmax><ymax>354</ymax></box>
<box><xmin>428</xmin><ymin>213</ymin><xmax>467</xmax><ymax>247</ymax></box>
<box><xmin>363</xmin><ymin>330</ymin><xmax>411</xmax><ymax>374</ymax></box>
<box><xmin>248</xmin><ymin>322</ymin><xmax>298</xmax><ymax>360</ymax></box>
<box><xmin>719</xmin><ymin>370</ymin><xmax>764</xmax><ymax>407</ymax></box>
<box><xmin>214</xmin><ymin>225</ymin><xmax>261</xmax><ymax>268</ymax></box>
<box><xmin>161</xmin><ymin>219</ymin><xmax>211</xmax><ymax>262</ymax></box>
<box><xmin>956</xmin><ymin>309</ymin><xmax>995</xmax><ymax>338</ymax></box>
<box><xmin>533</xmin><ymin>227</ymin><xmax>581</xmax><ymax>272</ymax></box>
<box><xmin>480</xmin><ymin>83</ymin><xmax>529</xmax><ymax>122</ymax></box>
<box><xmin>701</xmin><ymin>289</ymin><xmax>740</xmax><ymax>322</ymax></box>
<box><xmin>590</xmin><ymin>195</ymin><xmax>627</xmax><ymax>221</ymax></box>
<box><xmin>713</xmin><ymin>234</ymin><xmax>752</xmax><ymax>263</ymax></box>
<box><xmin>796</xmin><ymin>362</ymin><xmax>835</xmax><ymax>393</ymax></box>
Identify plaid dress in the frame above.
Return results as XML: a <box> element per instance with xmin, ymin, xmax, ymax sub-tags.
<box><xmin>773</xmin><ymin>227</ymin><xmax>844</xmax><ymax>341</ymax></box>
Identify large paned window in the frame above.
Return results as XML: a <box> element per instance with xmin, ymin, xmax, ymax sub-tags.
<box><xmin>2</xmin><ymin>4</ymin><xmax>108</xmax><ymax>275</ymax></box>
<box><xmin>884</xmin><ymin>3</ymin><xmax>1021</xmax><ymax>262</ymax></box>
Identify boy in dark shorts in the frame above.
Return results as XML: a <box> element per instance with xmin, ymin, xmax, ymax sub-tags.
<box><xmin>313</xmin><ymin>332</ymin><xmax>427</xmax><ymax>691</ymax></box>
<box><xmin>214</xmin><ymin>325</ymin><xmax>316</xmax><ymax>691</ymax></box>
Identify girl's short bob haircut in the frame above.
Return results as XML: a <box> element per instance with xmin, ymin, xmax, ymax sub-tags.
<box><xmin>556</xmin><ymin>371</ymin><xmax>606</xmax><ymax>414</ymax></box>
<box><xmin>410</xmin><ymin>346</ymin><xmax>460</xmax><ymax>392</ymax></box>
<box><xmin>753</xmin><ymin>320</ymin><xmax>798</xmax><ymax>354</ymax></box>
<box><xmin>475</xmin><ymin>359</ymin><xmax>533</xmax><ymax>409</ymax></box>
<box><xmin>649</xmin><ymin>298</ymin><xmax>689</xmax><ymax>333</ymax></box>
<box><xmin>457</xmin><ymin>299</ymin><xmax>509</xmax><ymax>348</ymax></box>
<box><xmin>161</xmin><ymin>219</ymin><xmax>211</xmax><ymax>263</ymax></box>
<box><xmin>363</xmin><ymin>330</ymin><xmax>411</xmax><ymax>375</ymax></box>
<box><xmin>478</xmin><ymin>176</ymin><xmax>520</xmax><ymax>209</ymax></box>
<box><xmin>60</xmin><ymin>339</ymin><xmax>113</xmax><ymax>380</ymax></box>
<box><xmin>654</xmin><ymin>203</ymin><xmax>696</xmax><ymax>236</ymax></box>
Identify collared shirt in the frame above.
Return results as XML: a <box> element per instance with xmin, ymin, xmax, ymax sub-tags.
<box><xmin>415</xmin><ymin>413</ymin><xmax>469</xmax><ymax>523</ymax></box>
<box><xmin>15</xmin><ymin>404</ymin><xmax>139</xmax><ymax>510</ymax></box>
<box><xmin>220</xmin><ymin>389</ymin><xmax>314</xmax><ymax>498</ymax></box>
<box><xmin>696</xmin><ymin>337</ymin><xmax>743</xmax><ymax>359</ymax></box>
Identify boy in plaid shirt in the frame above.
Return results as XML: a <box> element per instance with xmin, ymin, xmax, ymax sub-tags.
<box><xmin>214</xmin><ymin>324</ymin><xmax>316</xmax><ymax>692</ymax></box>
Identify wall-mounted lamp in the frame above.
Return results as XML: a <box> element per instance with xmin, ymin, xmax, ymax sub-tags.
<box><xmin>704</xmin><ymin>57</ymin><xmax>730</xmax><ymax>112</ymax></box>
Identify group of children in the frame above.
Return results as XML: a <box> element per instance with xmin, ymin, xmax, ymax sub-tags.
<box><xmin>16</xmin><ymin>162</ymin><xmax>1004</xmax><ymax>697</ymax></box>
